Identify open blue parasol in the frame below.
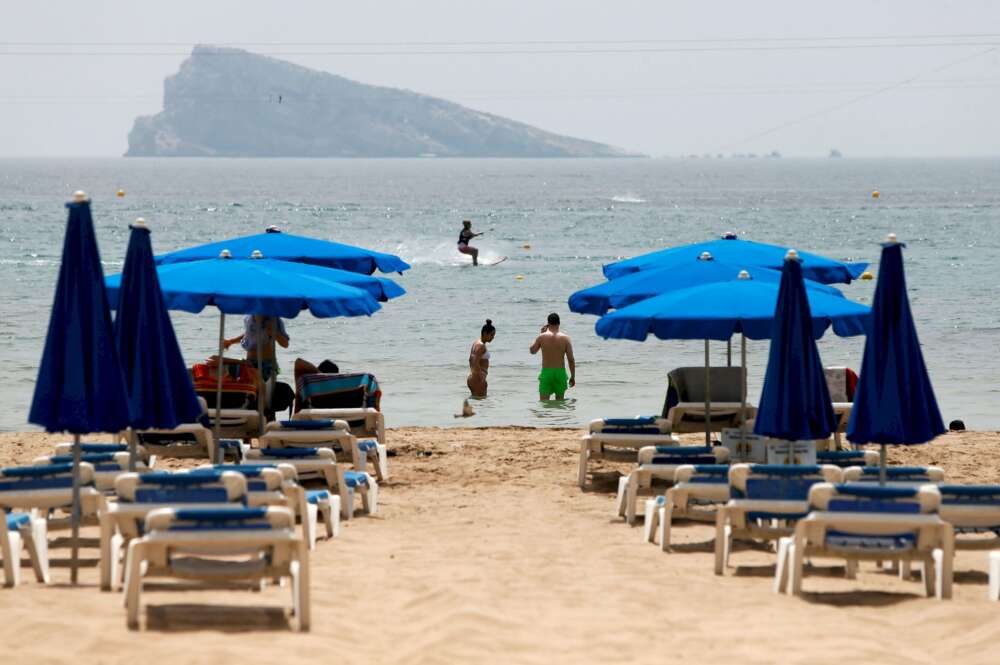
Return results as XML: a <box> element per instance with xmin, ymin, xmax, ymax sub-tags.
<box><xmin>28</xmin><ymin>192</ymin><xmax>131</xmax><ymax>583</ymax></box>
<box><xmin>754</xmin><ymin>251</ymin><xmax>838</xmax><ymax>449</ymax></box>
<box><xmin>570</xmin><ymin>251</ymin><xmax>845</xmax><ymax>316</ymax></box>
<box><xmin>155</xmin><ymin>226</ymin><xmax>411</xmax><ymax>275</ymax></box>
<box><xmin>113</xmin><ymin>219</ymin><xmax>203</xmax><ymax>469</ymax></box>
<box><xmin>847</xmin><ymin>235</ymin><xmax>945</xmax><ymax>483</ymax></box>
<box><xmin>602</xmin><ymin>235</ymin><xmax>867</xmax><ymax>284</ymax></box>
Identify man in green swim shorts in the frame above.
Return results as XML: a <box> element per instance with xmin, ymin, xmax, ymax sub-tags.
<box><xmin>529</xmin><ymin>312</ymin><xmax>576</xmax><ymax>400</ymax></box>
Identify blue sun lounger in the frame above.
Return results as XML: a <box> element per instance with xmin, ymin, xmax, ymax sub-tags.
<box><xmin>615</xmin><ymin>445</ymin><xmax>729</xmax><ymax>524</ymax></box>
<box><xmin>34</xmin><ymin>452</ymin><xmax>150</xmax><ymax>492</ymax></box>
<box><xmin>715</xmin><ymin>464</ymin><xmax>843</xmax><ymax>575</ymax></box>
<box><xmin>123</xmin><ymin>506</ymin><xmax>309</xmax><ymax>631</ymax></box>
<box><xmin>775</xmin><ymin>483</ymin><xmax>954</xmax><ymax>599</ymax></box>
<box><xmin>816</xmin><ymin>450</ymin><xmax>878</xmax><ymax>468</ymax></box>
<box><xmin>644</xmin><ymin>464</ymin><xmax>732</xmax><ymax>550</ymax></box>
<box><xmin>842</xmin><ymin>466</ymin><xmax>945</xmax><ymax>485</ymax></box>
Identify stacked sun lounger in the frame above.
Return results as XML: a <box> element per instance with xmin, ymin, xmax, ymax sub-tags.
<box><xmin>260</xmin><ymin>418</ymin><xmax>387</xmax><ymax>481</ymax></box>
<box><xmin>615</xmin><ymin>445</ymin><xmax>730</xmax><ymax>524</ymax></box>
<box><xmin>579</xmin><ymin>417</ymin><xmax>679</xmax><ymax>488</ymax></box>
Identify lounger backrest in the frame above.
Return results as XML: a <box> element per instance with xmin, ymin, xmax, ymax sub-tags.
<box><xmin>809</xmin><ymin>482</ymin><xmax>940</xmax><ymax>513</ymax></box>
<box><xmin>729</xmin><ymin>464</ymin><xmax>842</xmax><ymax>499</ymax></box>
<box><xmin>115</xmin><ymin>471</ymin><xmax>246</xmax><ymax>503</ymax></box>
<box><xmin>34</xmin><ymin>452</ymin><xmax>136</xmax><ymax>472</ymax></box>
<box><xmin>144</xmin><ymin>506</ymin><xmax>295</xmax><ymax>533</ymax></box>
<box><xmin>297</xmin><ymin>372</ymin><xmax>379</xmax><ymax>410</ymax></box>
<box><xmin>842</xmin><ymin>466</ymin><xmax>945</xmax><ymax>484</ymax></box>
<box><xmin>936</xmin><ymin>485</ymin><xmax>1000</xmax><ymax>531</ymax></box>
<box><xmin>246</xmin><ymin>447</ymin><xmax>336</xmax><ymax>462</ymax></box>
<box><xmin>0</xmin><ymin>463</ymin><xmax>96</xmax><ymax>506</ymax></box>
<box><xmin>590</xmin><ymin>417</ymin><xmax>667</xmax><ymax>435</ymax></box>
<box><xmin>637</xmin><ymin>445</ymin><xmax>729</xmax><ymax>466</ymax></box>
<box><xmin>663</xmin><ymin>366</ymin><xmax>744</xmax><ymax>415</ymax></box>
<box><xmin>674</xmin><ymin>464</ymin><xmax>731</xmax><ymax>485</ymax></box>
<box><xmin>54</xmin><ymin>442</ymin><xmax>128</xmax><ymax>455</ymax></box>
<box><xmin>192</xmin><ymin>466</ymin><xmax>283</xmax><ymax>493</ymax></box>
<box><xmin>816</xmin><ymin>450</ymin><xmax>879</xmax><ymax>468</ymax></box>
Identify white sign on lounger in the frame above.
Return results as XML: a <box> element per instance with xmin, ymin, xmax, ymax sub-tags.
<box><xmin>721</xmin><ymin>428</ymin><xmax>769</xmax><ymax>463</ymax></box>
<box><xmin>764</xmin><ymin>440</ymin><xmax>817</xmax><ymax>465</ymax></box>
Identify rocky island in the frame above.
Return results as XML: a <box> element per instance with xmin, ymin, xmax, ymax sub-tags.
<box><xmin>126</xmin><ymin>46</ymin><xmax>637</xmax><ymax>158</ymax></box>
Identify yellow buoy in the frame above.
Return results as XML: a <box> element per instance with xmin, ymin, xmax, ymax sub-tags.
<box><xmin>522</xmin><ymin>243</ymin><xmax>531</xmax><ymax>250</ymax></box>
<box><xmin>860</xmin><ymin>271</ymin><xmax>874</xmax><ymax>281</ymax></box>
<box><xmin>871</xmin><ymin>190</ymin><xmax>880</xmax><ymax>199</ymax></box>
<box><xmin>515</xmin><ymin>274</ymin><xmax>525</xmax><ymax>281</ymax></box>
<box><xmin>116</xmin><ymin>189</ymin><xmax>126</xmax><ymax>198</ymax></box>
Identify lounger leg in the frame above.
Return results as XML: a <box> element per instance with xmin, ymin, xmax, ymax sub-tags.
<box><xmin>927</xmin><ymin>552</ymin><xmax>939</xmax><ymax>598</ymax></box>
<box><xmin>296</xmin><ymin>539</ymin><xmax>310</xmax><ymax>632</ymax></box>
<box><xmin>845</xmin><ymin>559</ymin><xmax>858</xmax><ymax>580</ymax></box>
<box><xmin>659</xmin><ymin>504</ymin><xmax>674</xmax><ymax>553</ymax></box>
<box><xmin>124</xmin><ymin>541</ymin><xmax>144</xmax><ymax>630</ymax></box>
<box><xmin>376</xmin><ymin>444</ymin><xmax>388</xmax><ymax>481</ymax></box>
<box><xmin>99</xmin><ymin>513</ymin><xmax>114</xmax><ymax>591</ymax></box>
<box><xmin>625</xmin><ymin>473</ymin><xmax>644</xmax><ymax>525</ymax></box>
<box><xmin>939</xmin><ymin>527</ymin><xmax>954</xmax><ymax>600</ymax></box>
<box><xmin>899</xmin><ymin>559</ymin><xmax>912</xmax><ymax>580</ymax></box>
<box><xmin>327</xmin><ymin>497</ymin><xmax>341</xmax><ymax>538</ymax></box>
<box><xmin>318</xmin><ymin>501</ymin><xmax>333</xmax><ymax>539</ymax></box>
<box><xmin>1</xmin><ymin>529</ymin><xmax>22</xmax><ymax>587</ymax></box>
<box><xmin>773</xmin><ymin>537</ymin><xmax>791</xmax><ymax>594</ymax></box>
<box><xmin>305</xmin><ymin>503</ymin><xmax>318</xmax><ymax>550</ymax></box>
<box><xmin>341</xmin><ymin>488</ymin><xmax>354</xmax><ymax>520</ymax></box>
<box><xmin>723</xmin><ymin>525</ymin><xmax>733</xmax><ymax>569</ymax></box>
<box><xmin>642</xmin><ymin>499</ymin><xmax>659</xmax><ymax>543</ymax></box>
<box><xmin>578</xmin><ymin>441</ymin><xmax>590</xmax><ymax>489</ymax></box>
<box><xmin>614</xmin><ymin>476</ymin><xmax>628</xmax><ymax>519</ymax></box>
<box><xmin>714</xmin><ymin>509</ymin><xmax>728</xmax><ymax>575</ymax></box>
<box><xmin>367</xmin><ymin>478</ymin><xmax>379</xmax><ymax>515</ymax></box>
<box><xmin>989</xmin><ymin>551</ymin><xmax>1000</xmax><ymax>601</ymax></box>
<box><xmin>790</xmin><ymin>533</ymin><xmax>806</xmax><ymax>596</ymax></box>
<box><xmin>26</xmin><ymin>518</ymin><xmax>49</xmax><ymax>584</ymax></box>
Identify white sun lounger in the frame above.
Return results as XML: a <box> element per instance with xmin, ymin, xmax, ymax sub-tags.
<box><xmin>643</xmin><ymin>464</ymin><xmax>731</xmax><ymax>550</ymax></box>
<box><xmin>715</xmin><ymin>463</ymin><xmax>843</xmax><ymax>575</ymax></box>
<box><xmin>578</xmin><ymin>417</ymin><xmax>679</xmax><ymax>488</ymax></box>
<box><xmin>261</xmin><ymin>419</ymin><xmax>387</xmax><ymax>480</ymax></box>
<box><xmin>54</xmin><ymin>442</ymin><xmax>155</xmax><ymax>468</ymax></box>
<box><xmin>293</xmin><ymin>410</ymin><xmax>388</xmax><ymax>479</ymax></box>
<box><xmin>816</xmin><ymin>450</ymin><xmax>879</xmax><ymax>468</ymax></box>
<box><xmin>616</xmin><ymin>445</ymin><xmax>729</xmax><ymax>524</ymax></box>
<box><xmin>842</xmin><ymin>466</ymin><xmax>946</xmax><ymax>486</ymax></box>
<box><xmin>0</xmin><ymin>462</ymin><xmax>105</xmax><ymax>583</ymax></box>
<box><xmin>1</xmin><ymin>511</ymin><xmax>48</xmax><ymax>587</ymax></box>
<box><xmin>133</xmin><ymin>422</ymin><xmax>244</xmax><ymax>463</ymax></box>
<box><xmin>100</xmin><ymin>470</ymin><xmax>249</xmax><ymax>591</ymax></box>
<box><xmin>123</xmin><ymin>506</ymin><xmax>309</xmax><ymax>631</ymax></box>
<box><xmin>244</xmin><ymin>448</ymin><xmax>377</xmax><ymax>520</ymax></box>
<box><xmin>934</xmin><ymin>485</ymin><xmax>1000</xmax><ymax>600</ymax></box>
<box><xmin>775</xmin><ymin>483</ymin><xmax>954</xmax><ymax>599</ymax></box>
<box><xmin>196</xmin><ymin>464</ymin><xmax>339</xmax><ymax>549</ymax></box>
<box><xmin>33</xmin><ymin>452</ymin><xmax>149</xmax><ymax>492</ymax></box>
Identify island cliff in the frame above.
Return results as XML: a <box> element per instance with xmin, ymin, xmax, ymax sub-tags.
<box><xmin>126</xmin><ymin>46</ymin><xmax>638</xmax><ymax>158</ymax></box>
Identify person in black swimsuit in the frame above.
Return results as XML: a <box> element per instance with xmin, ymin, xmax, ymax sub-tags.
<box><xmin>457</xmin><ymin>219</ymin><xmax>483</xmax><ymax>266</ymax></box>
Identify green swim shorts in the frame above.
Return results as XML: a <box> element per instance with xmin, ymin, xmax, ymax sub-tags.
<box><xmin>538</xmin><ymin>367</ymin><xmax>569</xmax><ymax>396</ymax></box>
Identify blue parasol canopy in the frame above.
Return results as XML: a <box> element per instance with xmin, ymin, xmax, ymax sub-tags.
<box><xmin>754</xmin><ymin>253</ymin><xmax>837</xmax><ymax>442</ymax></box>
<box><xmin>29</xmin><ymin>197</ymin><xmax>130</xmax><ymax>434</ymax></box>
<box><xmin>106</xmin><ymin>252</ymin><xmax>383</xmax><ymax>318</ymax></box>
<box><xmin>155</xmin><ymin>227</ymin><xmax>411</xmax><ymax>275</ymax></box>
<box><xmin>602</xmin><ymin>236</ymin><xmax>867</xmax><ymax>284</ymax></box>
<box><xmin>595</xmin><ymin>268</ymin><xmax>870</xmax><ymax>342</ymax></box>
<box><xmin>847</xmin><ymin>237</ymin><xmax>945</xmax><ymax>446</ymax></box>
<box><xmin>570</xmin><ymin>252</ymin><xmax>844</xmax><ymax>316</ymax></box>
<box><xmin>113</xmin><ymin>221</ymin><xmax>202</xmax><ymax>431</ymax></box>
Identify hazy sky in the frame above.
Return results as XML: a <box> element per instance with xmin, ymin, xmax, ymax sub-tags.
<box><xmin>1</xmin><ymin>1</ymin><xmax>998</xmax><ymax>157</ymax></box>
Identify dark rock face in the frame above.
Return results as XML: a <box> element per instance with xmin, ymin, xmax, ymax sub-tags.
<box><xmin>126</xmin><ymin>46</ymin><xmax>638</xmax><ymax>158</ymax></box>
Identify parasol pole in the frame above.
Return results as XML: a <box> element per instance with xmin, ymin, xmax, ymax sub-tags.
<box><xmin>70</xmin><ymin>433</ymin><xmax>81</xmax><ymax>584</ymax></box>
<box><xmin>256</xmin><ymin>315</ymin><xmax>266</xmax><ymax>438</ymax></box>
<box><xmin>214</xmin><ymin>313</ymin><xmax>225</xmax><ymax>464</ymax></box>
<box><xmin>704</xmin><ymin>339</ymin><xmax>711</xmax><ymax>446</ymax></box>
<box><xmin>739</xmin><ymin>333</ymin><xmax>748</xmax><ymax>454</ymax></box>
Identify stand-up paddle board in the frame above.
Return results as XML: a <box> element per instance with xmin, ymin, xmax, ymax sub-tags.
<box><xmin>483</xmin><ymin>256</ymin><xmax>508</xmax><ymax>266</ymax></box>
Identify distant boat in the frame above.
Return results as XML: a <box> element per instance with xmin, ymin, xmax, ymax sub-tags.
<box><xmin>829</xmin><ymin>149</ymin><xmax>843</xmax><ymax>158</ymax></box>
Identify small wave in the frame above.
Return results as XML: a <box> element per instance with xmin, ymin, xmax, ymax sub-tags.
<box><xmin>607</xmin><ymin>194</ymin><xmax>646</xmax><ymax>204</ymax></box>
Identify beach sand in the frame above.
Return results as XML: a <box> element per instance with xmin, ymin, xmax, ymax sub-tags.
<box><xmin>1</xmin><ymin>427</ymin><xmax>999</xmax><ymax>665</ymax></box>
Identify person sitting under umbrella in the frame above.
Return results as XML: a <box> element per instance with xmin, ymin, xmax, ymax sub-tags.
<box><xmin>224</xmin><ymin>315</ymin><xmax>290</xmax><ymax>381</ymax></box>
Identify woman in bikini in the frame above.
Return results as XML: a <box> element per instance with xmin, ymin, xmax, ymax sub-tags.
<box><xmin>467</xmin><ymin>319</ymin><xmax>496</xmax><ymax>397</ymax></box>
<box><xmin>457</xmin><ymin>219</ymin><xmax>483</xmax><ymax>266</ymax></box>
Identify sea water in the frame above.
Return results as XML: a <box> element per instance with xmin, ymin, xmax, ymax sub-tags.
<box><xmin>1</xmin><ymin>157</ymin><xmax>998</xmax><ymax>430</ymax></box>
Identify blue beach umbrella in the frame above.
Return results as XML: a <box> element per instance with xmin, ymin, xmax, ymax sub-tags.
<box><xmin>107</xmin><ymin>250</ymin><xmax>383</xmax><ymax>457</ymax></box>
<box><xmin>754</xmin><ymin>251</ymin><xmax>838</xmax><ymax>451</ymax></box>
<box><xmin>847</xmin><ymin>235</ymin><xmax>945</xmax><ymax>483</ymax></box>
<box><xmin>156</xmin><ymin>226</ymin><xmax>411</xmax><ymax>275</ymax></box>
<box><xmin>113</xmin><ymin>219</ymin><xmax>203</xmax><ymax>469</ymax></box>
<box><xmin>603</xmin><ymin>235</ymin><xmax>867</xmax><ymax>284</ymax></box>
<box><xmin>28</xmin><ymin>192</ymin><xmax>130</xmax><ymax>583</ymax></box>
<box><xmin>570</xmin><ymin>251</ymin><xmax>845</xmax><ymax>316</ymax></box>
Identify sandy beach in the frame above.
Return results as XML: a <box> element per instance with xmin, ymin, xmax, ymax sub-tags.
<box><xmin>1</xmin><ymin>427</ymin><xmax>999</xmax><ymax>665</ymax></box>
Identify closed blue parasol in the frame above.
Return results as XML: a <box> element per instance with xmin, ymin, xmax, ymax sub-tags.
<box><xmin>156</xmin><ymin>226</ymin><xmax>411</xmax><ymax>275</ymax></box>
<box><xmin>113</xmin><ymin>219</ymin><xmax>203</xmax><ymax>468</ymax></box>
<box><xmin>602</xmin><ymin>235</ymin><xmax>867</xmax><ymax>284</ymax></box>
<box><xmin>570</xmin><ymin>251</ymin><xmax>844</xmax><ymax>316</ymax></box>
<box><xmin>847</xmin><ymin>235</ymin><xmax>945</xmax><ymax>482</ymax></box>
<box><xmin>28</xmin><ymin>192</ymin><xmax>130</xmax><ymax>583</ymax></box>
<box><xmin>595</xmin><ymin>269</ymin><xmax>869</xmax><ymax>342</ymax></box>
<box><xmin>754</xmin><ymin>251</ymin><xmax>838</xmax><ymax>445</ymax></box>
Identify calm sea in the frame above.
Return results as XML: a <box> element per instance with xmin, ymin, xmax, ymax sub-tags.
<box><xmin>1</xmin><ymin>157</ymin><xmax>998</xmax><ymax>430</ymax></box>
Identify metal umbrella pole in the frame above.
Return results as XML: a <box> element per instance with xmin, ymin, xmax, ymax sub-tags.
<box><xmin>256</xmin><ymin>316</ymin><xmax>266</xmax><ymax>437</ymax></box>
<box><xmin>70</xmin><ymin>433</ymin><xmax>81</xmax><ymax>584</ymax></box>
<box><xmin>704</xmin><ymin>339</ymin><xmax>711</xmax><ymax>446</ymax></box>
<box><xmin>127</xmin><ymin>427</ymin><xmax>137</xmax><ymax>472</ymax></box>
<box><xmin>727</xmin><ymin>339</ymin><xmax>732</xmax><ymax>367</ymax></box>
<box><xmin>739</xmin><ymin>333</ymin><xmax>748</xmax><ymax>454</ymax></box>
<box><xmin>214</xmin><ymin>313</ymin><xmax>226</xmax><ymax>464</ymax></box>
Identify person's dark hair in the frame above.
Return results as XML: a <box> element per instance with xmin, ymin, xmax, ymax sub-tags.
<box><xmin>481</xmin><ymin>319</ymin><xmax>496</xmax><ymax>336</ymax></box>
<box><xmin>463</xmin><ymin>219</ymin><xmax>472</xmax><ymax>228</ymax></box>
<box><xmin>317</xmin><ymin>360</ymin><xmax>340</xmax><ymax>374</ymax></box>
<box><xmin>547</xmin><ymin>312</ymin><xmax>560</xmax><ymax>326</ymax></box>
